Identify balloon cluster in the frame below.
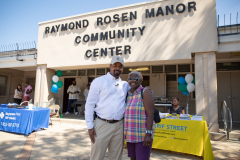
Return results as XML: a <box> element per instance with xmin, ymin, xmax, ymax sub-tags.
<box><xmin>178</xmin><ymin>74</ymin><xmax>195</xmax><ymax>96</ymax></box>
<box><xmin>51</xmin><ymin>70</ymin><xmax>63</xmax><ymax>93</ymax></box>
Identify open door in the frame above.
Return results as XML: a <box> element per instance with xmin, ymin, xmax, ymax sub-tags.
<box><xmin>63</xmin><ymin>78</ymin><xmax>75</xmax><ymax>113</ymax></box>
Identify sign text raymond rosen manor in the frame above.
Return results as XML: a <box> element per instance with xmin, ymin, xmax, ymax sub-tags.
<box><xmin>43</xmin><ymin>2</ymin><xmax>196</xmax><ymax>58</ymax></box>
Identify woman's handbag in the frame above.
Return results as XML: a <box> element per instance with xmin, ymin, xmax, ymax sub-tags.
<box><xmin>154</xmin><ymin>109</ymin><xmax>161</xmax><ymax>123</ymax></box>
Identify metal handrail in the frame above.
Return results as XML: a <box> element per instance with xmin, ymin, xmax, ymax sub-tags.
<box><xmin>221</xmin><ymin>101</ymin><xmax>232</xmax><ymax>139</ymax></box>
<box><xmin>20</xmin><ymin>99</ymin><xmax>33</xmax><ymax>106</ymax></box>
<box><xmin>39</xmin><ymin>97</ymin><xmax>55</xmax><ymax>108</ymax></box>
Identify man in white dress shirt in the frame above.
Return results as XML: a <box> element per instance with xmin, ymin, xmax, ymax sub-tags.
<box><xmin>65</xmin><ymin>80</ymin><xmax>81</xmax><ymax>115</ymax></box>
<box><xmin>85</xmin><ymin>56</ymin><xmax>129</xmax><ymax>160</ymax></box>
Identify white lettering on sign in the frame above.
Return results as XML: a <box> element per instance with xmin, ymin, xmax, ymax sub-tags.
<box><xmin>6</xmin><ymin>112</ymin><xmax>16</xmax><ymax>116</ymax></box>
<box><xmin>5</xmin><ymin>116</ymin><xmax>16</xmax><ymax>120</ymax></box>
<box><xmin>16</xmin><ymin>113</ymin><xmax>21</xmax><ymax>116</ymax></box>
<box><xmin>1</xmin><ymin>122</ymin><xmax>19</xmax><ymax>128</ymax></box>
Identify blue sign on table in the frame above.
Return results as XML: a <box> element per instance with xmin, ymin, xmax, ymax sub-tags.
<box><xmin>0</xmin><ymin>107</ymin><xmax>50</xmax><ymax>135</ymax></box>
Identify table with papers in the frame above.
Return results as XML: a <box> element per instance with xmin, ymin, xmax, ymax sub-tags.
<box><xmin>152</xmin><ymin>115</ymin><xmax>214</xmax><ymax>160</ymax></box>
<box><xmin>0</xmin><ymin>107</ymin><xmax>50</xmax><ymax>135</ymax></box>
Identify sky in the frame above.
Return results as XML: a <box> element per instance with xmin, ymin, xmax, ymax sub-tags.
<box><xmin>0</xmin><ymin>0</ymin><xmax>239</xmax><ymax>48</ymax></box>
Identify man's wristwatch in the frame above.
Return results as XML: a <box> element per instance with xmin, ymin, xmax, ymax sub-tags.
<box><xmin>145</xmin><ymin>130</ymin><xmax>152</xmax><ymax>135</ymax></box>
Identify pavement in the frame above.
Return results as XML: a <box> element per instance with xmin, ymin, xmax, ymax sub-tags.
<box><xmin>0</xmin><ymin>114</ymin><xmax>240</xmax><ymax>160</ymax></box>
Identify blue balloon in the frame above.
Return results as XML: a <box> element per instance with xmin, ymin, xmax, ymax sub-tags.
<box><xmin>52</xmin><ymin>84</ymin><xmax>58</xmax><ymax>90</ymax></box>
<box><xmin>182</xmin><ymin>91</ymin><xmax>189</xmax><ymax>96</ymax></box>
<box><xmin>51</xmin><ymin>87</ymin><xmax>58</xmax><ymax>93</ymax></box>
<box><xmin>178</xmin><ymin>77</ymin><xmax>186</xmax><ymax>84</ymax></box>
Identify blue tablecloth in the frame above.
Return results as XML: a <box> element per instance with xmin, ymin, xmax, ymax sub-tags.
<box><xmin>0</xmin><ymin>107</ymin><xmax>50</xmax><ymax>135</ymax></box>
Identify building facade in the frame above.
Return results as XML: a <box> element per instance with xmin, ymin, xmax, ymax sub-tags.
<box><xmin>1</xmin><ymin>0</ymin><xmax>240</xmax><ymax>132</ymax></box>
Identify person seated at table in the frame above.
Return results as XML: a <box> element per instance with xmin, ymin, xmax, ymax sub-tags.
<box><xmin>167</xmin><ymin>97</ymin><xmax>185</xmax><ymax>114</ymax></box>
<box><xmin>14</xmin><ymin>84</ymin><xmax>23</xmax><ymax>105</ymax></box>
<box><xmin>125</xmin><ymin>71</ymin><xmax>155</xmax><ymax>160</ymax></box>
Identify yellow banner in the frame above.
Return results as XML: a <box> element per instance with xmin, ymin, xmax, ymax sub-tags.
<box><xmin>152</xmin><ymin>117</ymin><xmax>214</xmax><ymax>160</ymax></box>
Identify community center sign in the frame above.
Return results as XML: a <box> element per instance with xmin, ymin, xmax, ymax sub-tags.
<box><xmin>43</xmin><ymin>2</ymin><xmax>196</xmax><ymax>58</ymax></box>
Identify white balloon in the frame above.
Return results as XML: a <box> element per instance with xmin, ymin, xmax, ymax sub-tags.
<box><xmin>187</xmin><ymin>83</ymin><xmax>195</xmax><ymax>92</ymax></box>
<box><xmin>52</xmin><ymin>75</ymin><xmax>59</xmax><ymax>83</ymax></box>
<box><xmin>185</xmin><ymin>74</ymin><xmax>193</xmax><ymax>83</ymax></box>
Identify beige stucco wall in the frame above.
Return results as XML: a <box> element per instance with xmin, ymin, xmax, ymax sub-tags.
<box><xmin>34</xmin><ymin>65</ymin><xmax>55</xmax><ymax>106</ymax></box>
<box><xmin>37</xmin><ymin>0</ymin><xmax>218</xmax><ymax>69</ymax></box>
<box><xmin>43</xmin><ymin>68</ymin><xmax>55</xmax><ymax>103</ymax></box>
<box><xmin>0</xmin><ymin>69</ymin><xmax>24</xmax><ymax>104</ymax></box>
<box><xmin>0</xmin><ymin>69</ymin><xmax>38</xmax><ymax>104</ymax></box>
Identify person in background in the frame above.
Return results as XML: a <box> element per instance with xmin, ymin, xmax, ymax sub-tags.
<box><xmin>81</xmin><ymin>84</ymin><xmax>90</xmax><ymax>115</ymax></box>
<box><xmin>65</xmin><ymin>80</ymin><xmax>81</xmax><ymax>115</ymax></box>
<box><xmin>14</xmin><ymin>84</ymin><xmax>23</xmax><ymax>105</ymax></box>
<box><xmin>125</xmin><ymin>71</ymin><xmax>155</xmax><ymax>160</ymax></box>
<box><xmin>167</xmin><ymin>97</ymin><xmax>185</xmax><ymax>114</ymax></box>
<box><xmin>23</xmin><ymin>82</ymin><xmax>32</xmax><ymax>106</ymax></box>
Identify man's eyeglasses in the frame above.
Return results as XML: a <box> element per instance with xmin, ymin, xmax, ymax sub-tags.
<box><xmin>128</xmin><ymin>77</ymin><xmax>139</xmax><ymax>81</ymax></box>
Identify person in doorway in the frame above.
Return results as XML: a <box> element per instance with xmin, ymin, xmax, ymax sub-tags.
<box><xmin>167</xmin><ymin>97</ymin><xmax>185</xmax><ymax>114</ymax></box>
<box><xmin>125</xmin><ymin>71</ymin><xmax>155</xmax><ymax>160</ymax></box>
<box><xmin>81</xmin><ymin>84</ymin><xmax>90</xmax><ymax>115</ymax></box>
<box><xmin>65</xmin><ymin>80</ymin><xmax>81</xmax><ymax>115</ymax></box>
<box><xmin>23</xmin><ymin>82</ymin><xmax>32</xmax><ymax>106</ymax></box>
<box><xmin>14</xmin><ymin>84</ymin><xmax>23</xmax><ymax>105</ymax></box>
<box><xmin>85</xmin><ymin>56</ymin><xmax>129</xmax><ymax>160</ymax></box>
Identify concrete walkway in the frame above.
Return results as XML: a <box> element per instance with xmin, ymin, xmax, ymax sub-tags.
<box><xmin>0</xmin><ymin>116</ymin><xmax>240</xmax><ymax>160</ymax></box>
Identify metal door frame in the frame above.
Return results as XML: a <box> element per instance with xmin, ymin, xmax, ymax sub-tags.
<box><xmin>217</xmin><ymin>71</ymin><xmax>240</xmax><ymax>123</ymax></box>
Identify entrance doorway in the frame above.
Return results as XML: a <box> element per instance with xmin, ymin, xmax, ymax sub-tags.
<box><xmin>217</xmin><ymin>72</ymin><xmax>240</xmax><ymax>123</ymax></box>
<box><xmin>63</xmin><ymin>78</ymin><xmax>75</xmax><ymax>113</ymax></box>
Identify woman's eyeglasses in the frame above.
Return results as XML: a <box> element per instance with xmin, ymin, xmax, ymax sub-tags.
<box><xmin>128</xmin><ymin>77</ymin><xmax>139</xmax><ymax>81</ymax></box>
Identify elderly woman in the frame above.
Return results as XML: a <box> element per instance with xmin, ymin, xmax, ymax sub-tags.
<box><xmin>167</xmin><ymin>97</ymin><xmax>185</xmax><ymax>114</ymax></box>
<box><xmin>124</xmin><ymin>71</ymin><xmax>155</xmax><ymax>160</ymax></box>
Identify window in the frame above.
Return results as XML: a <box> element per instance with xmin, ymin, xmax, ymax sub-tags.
<box><xmin>192</xmin><ymin>64</ymin><xmax>195</xmax><ymax>72</ymax></box>
<box><xmin>107</xmin><ymin>68</ymin><xmax>110</xmax><ymax>73</ymax></box>
<box><xmin>152</xmin><ymin>66</ymin><xmax>163</xmax><ymax>73</ymax></box>
<box><xmin>178</xmin><ymin>64</ymin><xmax>190</xmax><ymax>72</ymax></box>
<box><xmin>165</xmin><ymin>65</ymin><xmax>176</xmax><ymax>73</ymax></box>
<box><xmin>142</xmin><ymin>76</ymin><xmax>150</xmax><ymax>87</ymax></box>
<box><xmin>62</xmin><ymin>70</ymin><xmax>77</xmax><ymax>76</ymax></box>
<box><xmin>122</xmin><ymin>67</ymin><xmax>130</xmax><ymax>74</ymax></box>
<box><xmin>0</xmin><ymin>75</ymin><xmax>8</xmax><ymax>96</ymax></box>
<box><xmin>178</xmin><ymin>74</ymin><xmax>186</xmax><ymax>79</ymax></box>
<box><xmin>217</xmin><ymin>62</ymin><xmax>240</xmax><ymax>71</ymax></box>
<box><xmin>87</xmin><ymin>69</ymin><xmax>95</xmax><ymax>76</ymax></box>
<box><xmin>78</xmin><ymin>70</ymin><xmax>86</xmax><ymax>76</ymax></box>
<box><xmin>166</xmin><ymin>74</ymin><xmax>176</xmax><ymax>81</ymax></box>
<box><xmin>129</xmin><ymin>66</ymin><xmax>150</xmax><ymax>74</ymax></box>
<box><xmin>97</xmin><ymin>69</ymin><xmax>105</xmax><ymax>75</ymax></box>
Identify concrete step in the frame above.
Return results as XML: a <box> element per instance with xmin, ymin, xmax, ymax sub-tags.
<box><xmin>219</xmin><ymin>129</ymin><xmax>240</xmax><ymax>140</ymax></box>
<box><xmin>209</xmin><ymin>132</ymin><xmax>227</xmax><ymax>141</ymax></box>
